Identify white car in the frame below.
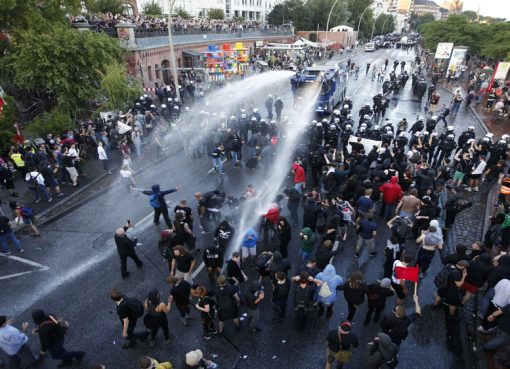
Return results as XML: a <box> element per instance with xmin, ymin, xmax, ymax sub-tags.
<box><xmin>365</xmin><ymin>42</ymin><xmax>376</xmax><ymax>52</ymax></box>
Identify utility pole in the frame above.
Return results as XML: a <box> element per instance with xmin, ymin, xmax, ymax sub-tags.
<box><xmin>167</xmin><ymin>0</ymin><xmax>181</xmax><ymax>102</ymax></box>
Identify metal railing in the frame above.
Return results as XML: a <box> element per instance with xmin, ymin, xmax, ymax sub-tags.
<box><xmin>134</xmin><ymin>26</ymin><xmax>292</xmax><ymax>38</ymax></box>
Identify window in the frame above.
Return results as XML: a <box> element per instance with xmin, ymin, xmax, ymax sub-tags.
<box><xmin>155</xmin><ymin>64</ymin><xmax>160</xmax><ymax>79</ymax></box>
<box><xmin>122</xmin><ymin>3</ymin><xmax>133</xmax><ymax>16</ymax></box>
<box><xmin>148</xmin><ymin>66</ymin><xmax>153</xmax><ymax>82</ymax></box>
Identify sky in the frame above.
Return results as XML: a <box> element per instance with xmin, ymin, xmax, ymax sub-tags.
<box><xmin>461</xmin><ymin>0</ymin><xmax>510</xmax><ymax>20</ymax></box>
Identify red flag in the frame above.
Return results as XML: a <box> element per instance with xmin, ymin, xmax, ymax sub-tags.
<box><xmin>395</xmin><ymin>266</ymin><xmax>419</xmax><ymax>283</ymax></box>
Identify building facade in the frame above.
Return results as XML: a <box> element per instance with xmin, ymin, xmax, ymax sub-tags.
<box><xmin>411</xmin><ymin>0</ymin><xmax>444</xmax><ymax>20</ymax></box>
<box><xmin>135</xmin><ymin>0</ymin><xmax>283</xmax><ymax>20</ymax></box>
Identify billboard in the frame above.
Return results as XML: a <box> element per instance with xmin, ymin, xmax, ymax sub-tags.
<box><xmin>447</xmin><ymin>47</ymin><xmax>468</xmax><ymax>75</ymax></box>
<box><xmin>435</xmin><ymin>42</ymin><xmax>454</xmax><ymax>59</ymax></box>
<box><xmin>494</xmin><ymin>62</ymin><xmax>510</xmax><ymax>80</ymax></box>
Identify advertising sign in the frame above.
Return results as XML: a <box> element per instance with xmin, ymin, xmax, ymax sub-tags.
<box><xmin>447</xmin><ymin>47</ymin><xmax>468</xmax><ymax>75</ymax></box>
<box><xmin>494</xmin><ymin>62</ymin><xmax>510</xmax><ymax>80</ymax></box>
<box><xmin>435</xmin><ymin>42</ymin><xmax>454</xmax><ymax>59</ymax></box>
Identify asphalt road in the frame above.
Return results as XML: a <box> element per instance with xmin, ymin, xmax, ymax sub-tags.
<box><xmin>0</xmin><ymin>46</ymin><xmax>484</xmax><ymax>369</ymax></box>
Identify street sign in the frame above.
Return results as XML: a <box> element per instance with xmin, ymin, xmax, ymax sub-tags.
<box><xmin>435</xmin><ymin>42</ymin><xmax>454</xmax><ymax>59</ymax></box>
<box><xmin>494</xmin><ymin>62</ymin><xmax>510</xmax><ymax>80</ymax></box>
<box><xmin>447</xmin><ymin>47</ymin><xmax>468</xmax><ymax>75</ymax></box>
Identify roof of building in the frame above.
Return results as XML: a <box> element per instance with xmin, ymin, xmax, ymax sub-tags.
<box><xmin>413</xmin><ymin>0</ymin><xmax>440</xmax><ymax>7</ymax></box>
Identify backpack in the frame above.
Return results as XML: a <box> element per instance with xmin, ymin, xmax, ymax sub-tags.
<box><xmin>27</xmin><ymin>173</ymin><xmax>39</xmax><ymax>189</ymax></box>
<box><xmin>149</xmin><ymin>194</ymin><xmax>160</xmax><ymax>208</ymax></box>
<box><xmin>392</xmin><ymin>218</ymin><xmax>410</xmax><ymax>240</ymax></box>
<box><xmin>125</xmin><ymin>297</ymin><xmax>144</xmax><ymax>318</ymax></box>
<box><xmin>158</xmin><ymin>240</ymin><xmax>173</xmax><ymax>260</ymax></box>
<box><xmin>318</xmin><ymin>281</ymin><xmax>333</xmax><ymax>298</ymax></box>
<box><xmin>382</xmin><ymin>346</ymin><xmax>399</xmax><ymax>369</ymax></box>
<box><xmin>434</xmin><ymin>264</ymin><xmax>452</xmax><ymax>289</ymax></box>
<box><xmin>20</xmin><ymin>206</ymin><xmax>35</xmax><ymax>219</ymax></box>
<box><xmin>255</xmin><ymin>252</ymin><xmax>272</xmax><ymax>270</ymax></box>
<box><xmin>216</xmin><ymin>285</ymin><xmax>235</xmax><ymax>312</ymax></box>
<box><xmin>409</xmin><ymin>150</ymin><xmax>421</xmax><ymax>163</ymax></box>
<box><xmin>338</xmin><ymin>201</ymin><xmax>353</xmax><ymax>223</ymax></box>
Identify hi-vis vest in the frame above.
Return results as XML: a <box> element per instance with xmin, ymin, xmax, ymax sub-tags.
<box><xmin>10</xmin><ymin>153</ymin><xmax>25</xmax><ymax>167</ymax></box>
<box><xmin>501</xmin><ymin>176</ymin><xmax>510</xmax><ymax>195</ymax></box>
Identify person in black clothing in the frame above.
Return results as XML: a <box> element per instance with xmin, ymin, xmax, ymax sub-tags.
<box><xmin>295</xmin><ymin>257</ymin><xmax>320</xmax><ymax>278</ymax></box>
<box><xmin>272</xmin><ymin>271</ymin><xmax>290</xmax><ymax>321</ymax></box>
<box><xmin>442</xmin><ymin>244</ymin><xmax>468</xmax><ymax>265</ymax></box>
<box><xmin>380</xmin><ymin>295</ymin><xmax>421</xmax><ymax>345</ymax></box>
<box><xmin>214</xmin><ymin>219</ymin><xmax>235</xmax><ymax>251</ymax></box>
<box><xmin>167</xmin><ymin>275</ymin><xmax>192</xmax><ymax>325</ymax></box>
<box><xmin>316</xmin><ymin>240</ymin><xmax>340</xmax><ymax>271</ymax></box>
<box><xmin>203</xmin><ymin>242</ymin><xmax>224</xmax><ymax>287</ymax></box>
<box><xmin>143</xmin><ymin>289</ymin><xmax>171</xmax><ymax>346</ymax></box>
<box><xmin>343</xmin><ymin>271</ymin><xmax>368</xmax><ymax>321</ymax></box>
<box><xmin>291</xmin><ymin>272</ymin><xmax>319</xmax><ymax>331</ymax></box>
<box><xmin>110</xmin><ymin>290</ymin><xmax>150</xmax><ymax>349</ymax></box>
<box><xmin>32</xmin><ymin>309</ymin><xmax>85</xmax><ymax>367</ymax></box>
<box><xmin>114</xmin><ymin>223</ymin><xmax>143</xmax><ymax>279</ymax></box>
<box><xmin>226</xmin><ymin>252</ymin><xmax>246</xmax><ymax>288</ymax></box>
<box><xmin>325</xmin><ymin>321</ymin><xmax>359</xmax><ymax>369</ymax></box>
<box><xmin>269</xmin><ymin>251</ymin><xmax>291</xmax><ymax>281</ymax></box>
<box><xmin>194</xmin><ymin>286</ymin><xmax>217</xmax><ymax>340</ymax></box>
<box><xmin>302</xmin><ymin>197</ymin><xmax>321</xmax><ymax>231</ymax></box>
<box><xmin>141</xmin><ymin>184</ymin><xmax>179</xmax><ymax>227</ymax></box>
<box><xmin>215</xmin><ymin>275</ymin><xmax>241</xmax><ymax>334</ymax></box>
<box><xmin>277</xmin><ymin>216</ymin><xmax>292</xmax><ymax>258</ymax></box>
<box><xmin>174</xmin><ymin>199</ymin><xmax>194</xmax><ymax>232</ymax></box>
<box><xmin>461</xmin><ymin>254</ymin><xmax>491</xmax><ymax>304</ymax></box>
<box><xmin>283</xmin><ymin>187</ymin><xmax>301</xmax><ymax>226</ymax></box>
<box><xmin>363</xmin><ymin>278</ymin><xmax>394</xmax><ymax>325</ymax></box>
<box><xmin>412</xmin><ymin>196</ymin><xmax>436</xmax><ymax>238</ymax></box>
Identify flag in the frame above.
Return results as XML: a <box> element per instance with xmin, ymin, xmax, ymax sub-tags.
<box><xmin>395</xmin><ymin>266</ymin><xmax>419</xmax><ymax>283</ymax></box>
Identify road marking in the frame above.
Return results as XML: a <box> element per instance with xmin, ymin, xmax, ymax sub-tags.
<box><xmin>0</xmin><ymin>254</ymin><xmax>49</xmax><ymax>281</ymax></box>
<box><xmin>207</xmin><ymin>159</ymin><xmax>227</xmax><ymax>173</ymax></box>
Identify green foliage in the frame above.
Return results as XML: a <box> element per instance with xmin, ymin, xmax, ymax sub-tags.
<box><xmin>143</xmin><ymin>1</ymin><xmax>164</xmax><ymax>16</ymax></box>
<box><xmin>267</xmin><ymin>0</ymin><xmax>350</xmax><ymax>31</ymax></box>
<box><xmin>208</xmin><ymin>8</ymin><xmax>225</xmax><ymax>20</ymax></box>
<box><xmin>462</xmin><ymin>10</ymin><xmax>478</xmax><ymax>21</ymax></box>
<box><xmin>85</xmin><ymin>0</ymin><xmax>124</xmax><ymax>14</ymax></box>
<box><xmin>0</xmin><ymin>0</ymin><xmax>81</xmax><ymax>35</ymax></box>
<box><xmin>419</xmin><ymin>14</ymin><xmax>510</xmax><ymax>59</ymax></box>
<box><xmin>346</xmin><ymin>0</ymin><xmax>374</xmax><ymax>40</ymax></box>
<box><xmin>232</xmin><ymin>16</ymin><xmax>245</xmax><ymax>22</ymax></box>
<box><xmin>174</xmin><ymin>7</ymin><xmax>191</xmax><ymax>19</ymax></box>
<box><xmin>308</xmin><ymin>32</ymin><xmax>317</xmax><ymax>42</ymax></box>
<box><xmin>409</xmin><ymin>12</ymin><xmax>435</xmax><ymax>31</ymax></box>
<box><xmin>100</xmin><ymin>62</ymin><xmax>142</xmax><ymax>111</ymax></box>
<box><xmin>1</xmin><ymin>25</ymin><xmax>123</xmax><ymax>116</ymax></box>
<box><xmin>0</xmin><ymin>95</ymin><xmax>19</xmax><ymax>153</ymax></box>
<box><xmin>374</xmin><ymin>14</ymin><xmax>394</xmax><ymax>36</ymax></box>
<box><xmin>24</xmin><ymin>109</ymin><xmax>74</xmax><ymax>139</ymax></box>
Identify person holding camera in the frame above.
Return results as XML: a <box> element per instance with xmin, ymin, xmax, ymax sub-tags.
<box><xmin>114</xmin><ymin>221</ymin><xmax>143</xmax><ymax>279</ymax></box>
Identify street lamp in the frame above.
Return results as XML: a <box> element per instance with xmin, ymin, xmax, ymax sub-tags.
<box><xmin>325</xmin><ymin>0</ymin><xmax>342</xmax><ymax>44</ymax></box>
<box><xmin>167</xmin><ymin>0</ymin><xmax>181</xmax><ymax>102</ymax></box>
<box><xmin>380</xmin><ymin>15</ymin><xmax>392</xmax><ymax>35</ymax></box>
<box><xmin>356</xmin><ymin>4</ymin><xmax>372</xmax><ymax>41</ymax></box>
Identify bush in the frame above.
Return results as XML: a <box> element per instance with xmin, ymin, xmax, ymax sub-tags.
<box><xmin>143</xmin><ymin>1</ymin><xmax>164</xmax><ymax>16</ymax></box>
<box><xmin>25</xmin><ymin>109</ymin><xmax>74</xmax><ymax>139</ymax></box>
<box><xmin>208</xmin><ymin>8</ymin><xmax>225</xmax><ymax>20</ymax></box>
<box><xmin>175</xmin><ymin>7</ymin><xmax>191</xmax><ymax>19</ymax></box>
<box><xmin>309</xmin><ymin>32</ymin><xmax>317</xmax><ymax>42</ymax></box>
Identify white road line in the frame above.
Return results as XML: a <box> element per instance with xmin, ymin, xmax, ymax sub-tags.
<box><xmin>207</xmin><ymin>159</ymin><xmax>228</xmax><ymax>173</ymax></box>
<box><xmin>0</xmin><ymin>254</ymin><xmax>50</xmax><ymax>280</ymax></box>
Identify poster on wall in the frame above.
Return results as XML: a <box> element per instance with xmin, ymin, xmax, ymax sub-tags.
<box><xmin>435</xmin><ymin>42</ymin><xmax>454</xmax><ymax>59</ymax></box>
<box><xmin>447</xmin><ymin>47</ymin><xmax>468</xmax><ymax>75</ymax></box>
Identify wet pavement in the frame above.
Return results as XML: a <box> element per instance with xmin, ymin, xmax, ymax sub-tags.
<box><xmin>0</xmin><ymin>46</ymin><xmax>493</xmax><ymax>369</ymax></box>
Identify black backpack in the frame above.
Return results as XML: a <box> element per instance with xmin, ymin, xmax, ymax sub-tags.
<box><xmin>124</xmin><ymin>297</ymin><xmax>144</xmax><ymax>318</ymax></box>
<box><xmin>216</xmin><ymin>285</ymin><xmax>235</xmax><ymax>312</ymax></box>
<box><xmin>434</xmin><ymin>264</ymin><xmax>452</xmax><ymax>289</ymax></box>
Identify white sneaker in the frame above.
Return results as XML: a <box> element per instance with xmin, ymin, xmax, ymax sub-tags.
<box><xmin>473</xmin><ymin>187</ymin><xmax>479</xmax><ymax>192</ymax></box>
<box><xmin>465</xmin><ymin>187</ymin><xmax>471</xmax><ymax>192</ymax></box>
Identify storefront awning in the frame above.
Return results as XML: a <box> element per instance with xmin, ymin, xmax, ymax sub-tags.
<box><xmin>183</xmin><ymin>49</ymin><xmax>201</xmax><ymax>57</ymax></box>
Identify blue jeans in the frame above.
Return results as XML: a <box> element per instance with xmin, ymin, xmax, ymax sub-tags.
<box><xmin>300</xmin><ymin>249</ymin><xmax>311</xmax><ymax>265</ymax></box>
<box><xmin>31</xmin><ymin>184</ymin><xmax>51</xmax><ymax>201</ymax></box>
<box><xmin>212</xmin><ymin>157</ymin><xmax>223</xmax><ymax>173</ymax></box>
<box><xmin>231</xmin><ymin>151</ymin><xmax>238</xmax><ymax>164</ymax></box>
<box><xmin>294</xmin><ymin>182</ymin><xmax>304</xmax><ymax>194</ymax></box>
<box><xmin>384</xmin><ymin>202</ymin><xmax>397</xmax><ymax>220</ymax></box>
<box><xmin>0</xmin><ymin>231</ymin><xmax>22</xmax><ymax>253</ymax></box>
<box><xmin>451</xmin><ymin>102</ymin><xmax>461</xmax><ymax>114</ymax></box>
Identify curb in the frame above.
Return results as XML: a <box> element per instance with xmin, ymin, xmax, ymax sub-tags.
<box><xmin>17</xmin><ymin>146</ymin><xmax>182</xmax><ymax>231</ymax></box>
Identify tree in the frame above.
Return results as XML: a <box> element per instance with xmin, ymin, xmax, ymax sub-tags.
<box><xmin>462</xmin><ymin>10</ymin><xmax>478</xmax><ymax>21</ymax></box>
<box><xmin>175</xmin><ymin>7</ymin><xmax>191</xmax><ymax>19</ymax></box>
<box><xmin>100</xmin><ymin>62</ymin><xmax>142</xmax><ymax>111</ymax></box>
<box><xmin>480</xmin><ymin>23</ymin><xmax>510</xmax><ymax>60</ymax></box>
<box><xmin>85</xmin><ymin>0</ymin><xmax>124</xmax><ymax>14</ymax></box>
<box><xmin>0</xmin><ymin>25</ymin><xmax>123</xmax><ymax>117</ymax></box>
<box><xmin>24</xmin><ymin>109</ymin><xmax>74</xmax><ymax>139</ymax></box>
<box><xmin>346</xmin><ymin>0</ymin><xmax>374</xmax><ymax>40</ymax></box>
<box><xmin>0</xmin><ymin>96</ymin><xmax>19</xmax><ymax>153</ymax></box>
<box><xmin>374</xmin><ymin>14</ymin><xmax>394</xmax><ymax>36</ymax></box>
<box><xmin>309</xmin><ymin>32</ymin><xmax>317</xmax><ymax>42</ymax></box>
<box><xmin>306</xmin><ymin>0</ymin><xmax>349</xmax><ymax>31</ymax></box>
<box><xmin>409</xmin><ymin>12</ymin><xmax>435</xmax><ymax>31</ymax></box>
<box><xmin>143</xmin><ymin>1</ymin><xmax>164</xmax><ymax>16</ymax></box>
<box><xmin>208</xmin><ymin>8</ymin><xmax>225</xmax><ymax>20</ymax></box>
<box><xmin>266</xmin><ymin>0</ymin><xmax>308</xmax><ymax>30</ymax></box>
